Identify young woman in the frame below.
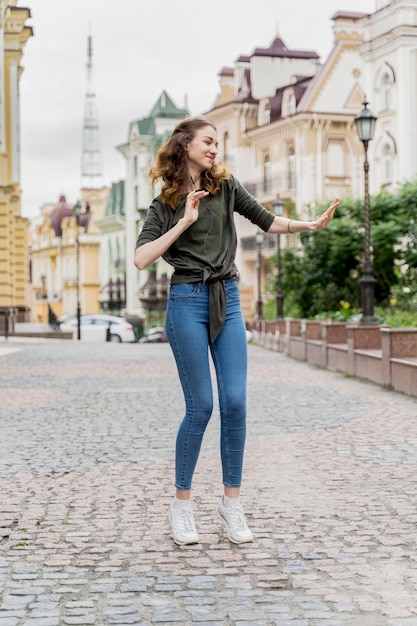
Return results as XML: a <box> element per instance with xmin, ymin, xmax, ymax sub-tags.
<box><xmin>134</xmin><ymin>116</ymin><xmax>338</xmax><ymax>546</ymax></box>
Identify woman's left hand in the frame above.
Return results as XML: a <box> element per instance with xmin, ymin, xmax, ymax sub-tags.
<box><xmin>313</xmin><ymin>198</ymin><xmax>339</xmax><ymax>231</ymax></box>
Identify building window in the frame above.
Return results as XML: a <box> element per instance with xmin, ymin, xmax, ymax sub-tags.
<box><xmin>382</xmin><ymin>143</ymin><xmax>393</xmax><ymax>184</ymax></box>
<box><xmin>326</xmin><ymin>141</ymin><xmax>345</xmax><ymax>177</ymax></box>
<box><xmin>133</xmin><ymin>155</ymin><xmax>138</xmax><ymax>177</ymax></box>
<box><xmin>108</xmin><ymin>240</ymin><xmax>113</xmax><ymax>269</ymax></box>
<box><xmin>382</xmin><ymin>73</ymin><xmax>392</xmax><ymax>110</ymax></box>
<box><xmin>263</xmin><ymin>154</ymin><xmax>272</xmax><ymax>193</ymax></box>
<box><xmin>282</xmin><ymin>89</ymin><xmax>296</xmax><ymax>117</ymax></box>
<box><xmin>288</xmin><ymin>147</ymin><xmax>296</xmax><ymax>191</ymax></box>
<box><xmin>289</xmin><ymin>93</ymin><xmax>296</xmax><ymax>115</ymax></box>
<box><xmin>223</xmin><ymin>131</ymin><xmax>230</xmax><ymax>162</ymax></box>
<box><xmin>375</xmin><ymin>62</ymin><xmax>395</xmax><ymax>113</ymax></box>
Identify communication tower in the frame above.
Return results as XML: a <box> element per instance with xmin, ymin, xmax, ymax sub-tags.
<box><xmin>81</xmin><ymin>29</ymin><xmax>102</xmax><ymax>186</ymax></box>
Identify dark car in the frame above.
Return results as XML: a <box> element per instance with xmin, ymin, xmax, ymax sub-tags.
<box><xmin>139</xmin><ymin>326</ymin><xmax>168</xmax><ymax>343</ymax></box>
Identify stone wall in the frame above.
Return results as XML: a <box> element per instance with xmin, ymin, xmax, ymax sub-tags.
<box><xmin>253</xmin><ymin>319</ymin><xmax>417</xmax><ymax>399</ymax></box>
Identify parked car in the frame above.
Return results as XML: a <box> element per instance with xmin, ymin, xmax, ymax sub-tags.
<box><xmin>139</xmin><ymin>326</ymin><xmax>168</xmax><ymax>343</ymax></box>
<box><xmin>57</xmin><ymin>313</ymin><xmax>78</xmax><ymax>326</ymax></box>
<box><xmin>59</xmin><ymin>314</ymin><xmax>135</xmax><ymax>343</ymax></box>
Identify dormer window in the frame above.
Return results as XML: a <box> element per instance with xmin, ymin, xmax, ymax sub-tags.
<box><xmin>259</xmin><ymin>100</ymin><xmax>271</xmax><ymax>125</ymax></box>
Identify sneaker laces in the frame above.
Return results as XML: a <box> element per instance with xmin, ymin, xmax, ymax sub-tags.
<box><xmin>226</xmin><ymin>506</ymin><xmax>248</xmax><ymax>530</ymax></box>
<box><xmin>174</xmin><ymin>508</ymin><xmax>196</xmax><ymax>532</ymax></box>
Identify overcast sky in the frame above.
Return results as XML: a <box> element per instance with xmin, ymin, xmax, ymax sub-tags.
<box><xmin>19</xmin><ymin>0</ymin><xmax>375</xmax><ymax>217</ymax></box>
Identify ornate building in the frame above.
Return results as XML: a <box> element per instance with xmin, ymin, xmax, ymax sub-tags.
<box><xmin>117</xmin><ymin>90</ymin><xmax>189</xmax><ymax>326</ymax></box>
<box><xmin>0</xmin><ymin>1</ymin><xmax>32</xmax><ymax>328</ymax></box>
<box><xmin>361</xmin><ymin>0</ymin><xmax>417</xmax><ymax>191</ymax></box>
<box><xmin>205</xmin><ymin>2</ymin><xmax>417</xmax><ymax>321</ymax></box>
<box><xmin>30</xmin><ymin>188</ymin><xmax>108</xmax><ymax>323</ymax></box>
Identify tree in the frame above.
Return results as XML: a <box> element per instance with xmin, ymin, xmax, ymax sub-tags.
<box><xmin>277</xmin><ymin>182</ymin><xmax>417</xmax><ymax>318</ymax></box>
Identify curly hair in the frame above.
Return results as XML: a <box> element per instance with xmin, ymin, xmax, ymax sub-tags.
<box><xmin>149</xmin><ymin>116</ymin><xmax>229</xmax><ymax>208</ymax></box>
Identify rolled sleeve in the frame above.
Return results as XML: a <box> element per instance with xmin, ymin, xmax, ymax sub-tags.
<box><xmin>135</xmin><ymin>201</ymin><xmax>166</xmax><ymax>249</ymax></box>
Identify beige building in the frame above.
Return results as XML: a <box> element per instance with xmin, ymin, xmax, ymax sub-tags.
<box><xmin>206</xmin><ymin>12</ymin><xmax>371</xmax><ymax>321</ymax></box>
<box><xmin>0</xmin><ymin>1</ymin><xmax>32</xmax><ymax>327</ymax></box>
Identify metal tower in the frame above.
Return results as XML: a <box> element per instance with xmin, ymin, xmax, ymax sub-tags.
<box><xmin>81</xmin><ymin>30</ymin><xmax>102</xmax><ymax>187</ymax></box>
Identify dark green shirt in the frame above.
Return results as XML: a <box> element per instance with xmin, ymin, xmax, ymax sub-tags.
<box><xmin>136</xmin><ymin>175</ymin><xmax>275</xmax><ymax>339</ymax></box>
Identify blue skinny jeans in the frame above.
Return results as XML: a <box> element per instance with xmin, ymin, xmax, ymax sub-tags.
<box><xmin>166</xmin><ymin>279</ymin><xmax>248</xmax><ymax>490</ymax></box>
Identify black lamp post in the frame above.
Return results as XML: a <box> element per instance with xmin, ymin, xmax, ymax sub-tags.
<box><xmin>272</xmin><ymin>197</ymin><xmax>285</xmax><ymax>318</ymax></box>
<box><xmin>73</xmin><ymin>200</ymin><xmax>82</xmax><ymax>340</ymax></box>
<box><xmin>354</xmin><ymin>99</ymin><xmax>377</xmax><ymax>325</ymax></box>
<box><xmin>255</xmin><ymin>231</ymin><xmax>264</xmax><ymax>319</ymax></box>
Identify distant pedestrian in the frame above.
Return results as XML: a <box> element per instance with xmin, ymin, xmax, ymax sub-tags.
<box><xmin>134</xmin><ymin>116</ymin><xmax>338</xmax><ymax>545</ymax></box>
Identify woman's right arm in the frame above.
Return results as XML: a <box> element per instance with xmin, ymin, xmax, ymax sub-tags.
<box><xmin>134</xmin><ymin>217</ymin><xmax>189</xmax><ymax>270</ymax></box>
<box><xmin>134</xmin><ymin>190</ymin><xmax>208</xmax><ymax>270</ymax></box>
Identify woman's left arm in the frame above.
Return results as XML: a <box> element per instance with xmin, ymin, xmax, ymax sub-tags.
<box><xmin>267</xmin><ymin>198</ymin><xmax>339</xmax><ymax>235</ymax></box>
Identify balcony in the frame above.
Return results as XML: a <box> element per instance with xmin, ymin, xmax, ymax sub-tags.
<box><xmin>242</xmin><ymin>171</ymin><xmax>296</xmax><ymax>202</ymax></box>
<box><xmin>240</xmin><ymin>233</ymin><xmax>277</xmax><ymax>257</ymax></box>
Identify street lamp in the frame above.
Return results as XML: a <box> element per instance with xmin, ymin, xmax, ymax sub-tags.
<box><xmin>255</xmin><ymin>231</ymin><xmax>264</xmax><ymax>319</ymax></box>
<box><xmin>354</xmin><ymin>99</ymin><xmax>377</xmax><ymax>325</ymax></box>
<box><xmin>272</xmin><ymin>197</ymin><xmax>285</xmax><ymax>318</ymax></box>
<box><xmin>73</xmin><ymin>200</ymin><xmax>82</xmax><ymax>340</ymax></box>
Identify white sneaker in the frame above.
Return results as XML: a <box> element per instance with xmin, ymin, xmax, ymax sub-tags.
<box><xmin>217</xmin><ymin>497</ymin><xmax>253</xmax><ymax>544</ymax></box>
<box><xmin>168</xmin><ymin>503</ymin><xmax>199</xmax><ymax>546</ymax></box>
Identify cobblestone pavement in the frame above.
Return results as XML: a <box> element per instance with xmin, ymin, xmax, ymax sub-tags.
<box><xmin>1</xmin><ymin>337</ymin><xmax>417</xmax><ymax>626</ymax></box>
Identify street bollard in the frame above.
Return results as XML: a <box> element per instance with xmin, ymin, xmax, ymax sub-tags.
<box><xmin>4</xmin><ymin>308</ymin><xmax>10</xmax><ymax>341</ymax></box>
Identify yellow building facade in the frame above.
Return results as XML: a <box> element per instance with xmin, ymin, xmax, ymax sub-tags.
<box><xmin>0</xmin><ymin>1</ymin><xmax>32</xmax><ymax>325</ymax></box>
<box><xmin>30</xmin><ymin>186</ymin><xmax>109</xmax><ymax>323</ymax></box>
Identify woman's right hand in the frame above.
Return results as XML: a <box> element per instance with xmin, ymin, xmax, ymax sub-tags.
<box><xmin>134</xmin><ymin>189</ymin><xmax>209</xmax><ymax>270</ymax></box>
<box><xmin>182</xmin><ymin>190</ymin><xmax>209</xmax><ymax>226</ymax></box>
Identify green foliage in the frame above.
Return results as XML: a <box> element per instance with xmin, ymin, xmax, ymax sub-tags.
<box><xmin>374</xmin><ymin>306</ymin><xmax>417</xmax><ymax>328</ymax></box>
<box><xmin>271</xmin><ymin>180</ymin><xmax>417</xmax><ymax>320</ymax></box>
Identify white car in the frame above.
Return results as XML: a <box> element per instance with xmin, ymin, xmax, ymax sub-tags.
<box><xmin>59</xmin><ymin>314</ymin><xmax>135</xmax><ymax>343</ymax></box>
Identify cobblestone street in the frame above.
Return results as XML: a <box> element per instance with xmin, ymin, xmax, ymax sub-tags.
<box><xmin>1</xmin><ymin>337</ymin><xmax>417</xmax><ymax>625</ymax></box>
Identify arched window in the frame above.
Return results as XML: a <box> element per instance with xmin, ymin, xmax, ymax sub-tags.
<box><xmin>282</xmin><ymin>89</ymin><xmax>296</xmax><ymax>117</ymax></box>
<box><xmin>374</xmin><ymin>62</ymin><xmax>395</xmax><ymax>112</ymax></box>
<box><xmin>382</xmin><ymin>143</ymin><xmax>393</xmax><ymax>184</ymax></box>
<box><xmin>259</xmin><ymin>100</ymin><xmax>270</xmax><ymax>125</ymax></box>
<box><xmin>382</xmin><ymin>73</ymin><xmax>392</xmax><ymax>110</ymax></box>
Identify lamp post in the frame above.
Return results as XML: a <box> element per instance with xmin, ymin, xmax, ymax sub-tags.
<box><xmin>73</xmin><ymin>200</ymin><xmax>82</xmax><ymax>340</ymax></box>
<box><xmin>255</xmin><ymin>231</ymin><xmax>264</xmax><ymax>319</ymax></box>
<box><xmin>272</xmin><ymin>197</ymin><xmax>285</xmax><ymax>318</ymax></box>
<box><xmin>354</xmin><ymin>99</ymin><xmax>377</xmax><ymax>325</ymax></box>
